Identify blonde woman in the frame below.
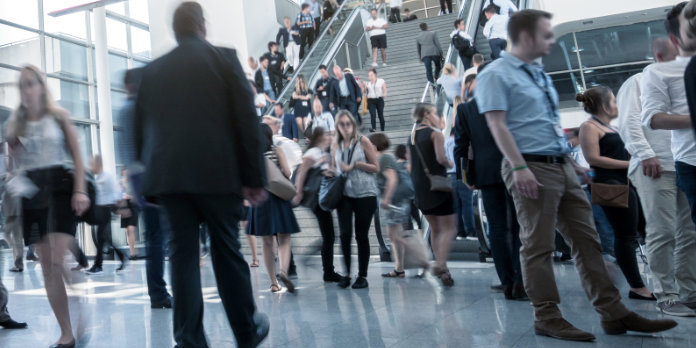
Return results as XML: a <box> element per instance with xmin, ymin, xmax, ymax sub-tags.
<box><xmin>292</xmin><ymin>74</ymin><xmax>313</xmax><ymax>134</ymax></box>
<box><xmin>331</xmin><ymin>110</ymin><xmax>379</xmax><ymax>289</ymax></box>
<box><xmin>6</xmin><ymin>65</ymin><xmax>90</xmax><ymax>348</ymax></box>
<box><xmin>436</xmin><ymin>63</ymin><xmax>462</xmax><ymax>107</ymax></box>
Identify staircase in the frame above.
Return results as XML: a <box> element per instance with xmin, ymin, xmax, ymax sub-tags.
<box><xmin>353</xmin><ymin>14</ymin><xmax>456</xmax><ymax>147</ymax></box>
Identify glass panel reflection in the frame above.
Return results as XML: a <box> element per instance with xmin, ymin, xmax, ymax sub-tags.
<box><xmin>47</xmin><ymin>78</ymin><xmax>90</xmax><ymax>119</ymax></box>
<box><xmin>575</xmin><ymin>20</ymin><xmax>666</xmax><ymax>68</ymax></box>
<box><xmin>45</xmin><ymin>38</ymin><xmax>89</xmax><ymax>81</ymax></box>
<box><xmin>550</xmin><ymin>71</ymin><xmax>584</xmax><ymax>109</ymax></box>
<box><xmin>582</xmin><ymin>64</ymin><xmax>649</xmax><ymax>94</ymax></box>
<box><xmin>543</xmin><ymin>34</ymin><xmax>580</xmax><ymax>72</ymax></box>
<box><xmin>0</xmin><ymin>24</ymin><xmax>42</xmax><ymax>68</ymax></box>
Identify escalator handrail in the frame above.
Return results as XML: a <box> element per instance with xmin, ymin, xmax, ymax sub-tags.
<box><xmin>266</xmin><ymin>0</ymin><xmax>351</xmax><ymax>114</ymax></box>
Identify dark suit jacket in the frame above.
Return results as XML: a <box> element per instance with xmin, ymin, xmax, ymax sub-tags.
<box><xmin>254</xmin><ymin>68</ymin><xmax>269</xmax><ymax>93</ymax></box>
<box><xmin>454</xmin><ymin>100</ymin><xmax>504</xmax><ymax>188</ymax></box>
<box><xmin>135</xmin><ymin>36</ymin><xmax>266</xmax><ymax>197</ymax></box>
<box><xmin>685</xmin><ymin>56</ymin><xmax>696</xmax><ymax>137</ymax></box>
<box><xmin>329</xmin><ymin>73</ymin><xmax>362</xmax><ymax>105</ymax></box>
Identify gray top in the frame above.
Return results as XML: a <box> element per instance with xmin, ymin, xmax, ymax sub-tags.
<box><xmin>15</xmin><ymin>116</ymin><xmax>71</xmax><ymax>171</ymax></box>
<box><xmin>335</xmin><ymin>138</ymin><xmax>378</xmax><ymax>198</ymax></box>
<box><xmin>416</xmin><ymin>30</ymin><xmax>442</xmax><ymax>60</ymax></box>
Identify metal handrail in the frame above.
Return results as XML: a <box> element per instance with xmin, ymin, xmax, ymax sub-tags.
<box><xmin>267</xmin><ymin>0</ymin><xmax>352</xmax><ymax>114</ymax></box>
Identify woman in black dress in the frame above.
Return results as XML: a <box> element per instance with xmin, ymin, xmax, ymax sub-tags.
<box><xmin>578</xmin><ymin>87</ymin><xmax>654</xmax><ymax>300</ymax></box>
<box><xmin>409</xmin><ymin>103</ymin><xmax>457</xmax><ymax>286</ymax></box>
<box><xmin>293</xmin><ymin>75</ymin><xmax>312</xmax><ymax>136</ymax></box>
<box><xmin>247</xmin><ymin>124</ymin><xmax>300</xmax><ymax>293</ymax></box>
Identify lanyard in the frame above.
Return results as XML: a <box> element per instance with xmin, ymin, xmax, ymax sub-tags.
<box><xmin>520</xmin><ymin>65</ymin><xmax>557</xmax><ymax>116</ymax></box>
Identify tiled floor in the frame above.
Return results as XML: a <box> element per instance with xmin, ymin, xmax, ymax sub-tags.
<box><xmin>1</xmin><ymin>250</ymin><xmax>695</xmax><ymax>348</ymax></box>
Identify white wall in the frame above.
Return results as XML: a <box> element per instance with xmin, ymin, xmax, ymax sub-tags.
<box><xmin>148</xmin><ymin>0</ymin><xmax>278</xmax><ymax>64</ymax></box>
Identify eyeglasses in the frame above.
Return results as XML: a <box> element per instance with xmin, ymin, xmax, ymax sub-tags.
<box><xmin>337</xmin><ymin>121</ymin><xmax>353</xmax><ymax>128</ymax></box>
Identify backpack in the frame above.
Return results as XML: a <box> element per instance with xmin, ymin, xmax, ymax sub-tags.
<box><xmin>452</xmin><ymin>32</ymin><xmax>471</xmax><ymax>52</ymax></box>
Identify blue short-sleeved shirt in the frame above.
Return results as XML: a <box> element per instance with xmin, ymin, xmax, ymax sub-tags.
<box><xmin>475</xmin><ymin>51</ymin><xmax>569</xmax><ymax>156</ymax></box>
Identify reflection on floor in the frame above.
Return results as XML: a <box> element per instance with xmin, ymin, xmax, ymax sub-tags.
<box><xmin>0</xmin><ymin>250</ymin><xmax>694</xmax><ymax>348</ymax></box>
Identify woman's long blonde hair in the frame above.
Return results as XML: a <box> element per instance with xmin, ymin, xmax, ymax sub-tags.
<box><xmin>334</xmin><ymin>110</ymin><xmax>360</xmax><ymax>148</ymax></box>
<box><xmin>295</xmin><ymin>74</ymin><xmax>309</xmax><ymax>94</ymax></box>
<box><xmin>6</xmin><ymin>65</ymin><xmax>63</xmax><ymax>142</ymax></box>
<box><xmin>442</xmin><ymin>63</ymin><xmax>456</xmax><ymax>76</ymax></box>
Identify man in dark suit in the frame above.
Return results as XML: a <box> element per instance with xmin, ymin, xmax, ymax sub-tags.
<box><xmin>453</xmin><ymin>63</ymin><xmax>525</xmax><ymax>301</ymax></box>
<box><xmin>134</xmin><ymin>2</ymin><xmax>269</xmax><ymax>347</ymax></box>
<box><xmin>329</xmin><ymin>65</ymin><xmax>363</xmax><ymax>124</ymax></box>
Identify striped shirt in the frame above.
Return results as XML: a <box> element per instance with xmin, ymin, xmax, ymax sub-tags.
<box><xmin>296</xmin><ymin>12</ymin><xmax>314</xmax><ymax>29</ymax></box>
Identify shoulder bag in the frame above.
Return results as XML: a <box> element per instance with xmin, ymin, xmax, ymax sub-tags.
<box><xmin>265</xmin><ymin>156</ymin><xmax>296</xmax><ymax>201</ymax></box>
<box><xmin>318</xmin><ymin>140</ymin><xmax>358</xmax><ymax>211</ymax></box>
<box><xmin>411</xmin><ymin>128</ymin><xmax>453</xmax><ymax>193</ymax></box>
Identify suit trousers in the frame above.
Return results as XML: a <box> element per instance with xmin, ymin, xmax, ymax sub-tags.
<box><xmin>480</xmin><ymin>183</ymin><xmax>522</xmax><ymax>287</ymax></box>
<box><xmin>632</xmin><ymin>170</ymin><xmax>696</xmax><ymax>303</ymax></box>
<box><xmin>160</xmin><ymin>194</ymin><xmax>257</xmax><ymax>348</ymax></box>
<box><xmin>0</xmin><ymin>279</ymin><xmax>10</xmax><ymax>322</ymax></box>
<box><xmin>501</xmin><ymin>160</ymin><xmax>630</xmax><ymax>322</ymax></box>
<box><xmin>143</xmin><ymin>205</ymin><xmax>171</xmax><ymax>303</ymax></box>
<box><xmin>92</xmin><ymin>205</ymin><xmax>125</xmax><ymax>267</ymax></box>
<box><xmin>6</xmin><ymin>216</ymin><xmax>23</xmax><ymax>269</ymax></box>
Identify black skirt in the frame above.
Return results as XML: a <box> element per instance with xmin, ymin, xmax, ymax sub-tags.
<box><xmin>22</xmin><ymin>166</ymin><xmax>78</xmax><ymax>245</ymax></box>
<box><xmin>120</xmin><ymin>200</ymin><xmax>139</xmax><ymax>228</ymax></box>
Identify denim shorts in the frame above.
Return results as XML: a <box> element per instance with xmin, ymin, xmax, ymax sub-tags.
<box><xmin>380</xmin><ymin>200</ymin><xmax>411</xmax><ymax>225</ymax></box>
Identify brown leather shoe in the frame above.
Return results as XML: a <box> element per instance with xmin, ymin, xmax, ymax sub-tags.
<box><xmin>601</xmin><ymin>311</ymin><xmax>678</xmax><ymax>335</ymax></box>
<box><xmin>534</xmin><ymin>318</ymin><xmax>596</xmax><ymax>341</ymax></box>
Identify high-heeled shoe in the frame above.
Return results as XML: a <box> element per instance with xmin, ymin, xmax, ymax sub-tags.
<box><xmin>49</xmin><ymin>339</ymin><xmax>75</xmax><ymax>348</ymax></box>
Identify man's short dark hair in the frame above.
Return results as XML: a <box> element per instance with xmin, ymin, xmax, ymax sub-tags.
<box><xmin>404</xmin><ymin>8</ymin><xmax>410</xmax><ymax>12</ymax></box>
<box><xmin>124</xmin><ymin>68</ymin><xmax>143</xmax><ymax>88</ymax></box>
<box><xmin>259</xmin><ymin>55</ymin><xmax>269</xmax><ymax>63</ymax></box>
<box><xmin>484</xmin><ymin>5</ymin><xmax>498</xmax><ymax>14</ymax></box>
<box><xmin>173</xmin><ymin>2</ymin><xmax>205</xmax><ymax>42</ymax></box>
<box><xmin>394</xmin><ymin>144</ymin><xmax>407</xmax><ymax>160</ymax></box>
<box><xmin>371</xmin><ymin>8</ymin><xmax>377</xmax><ymax>13</ymax></box>
<box><xmin>477</xmin><ymin>61</ymin><xmax>491</xmax><ymax>74</ymax></box>
<box><xmin>419</xmin><ymin>23</ymin><xmax>428</xmax><ymax>31</ymax></box>
<box><xmin>368</xmin><ymin>133</ymin><xmax>391</xmax><ymax>152</ymax></box>
<box><xmin>665</xmin><ymin>2</ymin><xmax>688</xmax><ymax>38</ymax></box>
<box><xmin>319</xmin><ymin>64</ymin><xmax>328</xmax><ymax>70</ymax></box>
<box><xmin>301</xmin><ymin>3</ymin><xmax>310</xmax><ymax>10</ymax></box>
<box><xmin>268</xmin><ymin>41</ymin><xmax>278</xmax><ymax>51</ymax></box>
<box><xmin>454</xmin><ymin>19</ymin><xmax>463</xmax><ymax>29</ymax></box>
<box><xmin>472</xmin><ymin>53</ymin><xmax>484</xmax><ymax>65</ymax></box>
<box><xmin>508</xmin><ymin>9</ymin><xmax>553</xmax><ymax>44</ymax></box>
<box><xmin>274</xmin><ymin>103</ymin><xmax>284</xmax><ymax>110</ymax></box>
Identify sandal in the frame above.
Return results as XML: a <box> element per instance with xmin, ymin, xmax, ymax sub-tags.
<box><xmin>270</xmin><ymin>283</ymin><xmax>282</xmax><ymax>293</ymax></box>
<box><xmin>250</xmin><ymin>260</ymin><xmax>259</xmax><ymax>268</ymax></box>
<box><xmin>432</xmin><ymin>266</ymin><xmax>455</xmax><ymax>287</ymax></box>
<box><xmin>279</xmin><ymin>273</ymin><xmax>296</xmax><ymax>293</ymax></box>
<box><xmin>381</xmin><ymin>270</ymin><xmax>405</xmax><ymax>278</ymax></box>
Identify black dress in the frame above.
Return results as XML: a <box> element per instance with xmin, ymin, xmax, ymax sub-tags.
<box><xmin>409</xmin><ymin>126</ymin><xmax>454</xmax><ymax>216</ymax></box>
<box><xmin>293</xmin><ymin>91</ymin><xmax>312</xmax><ymax>118</ymax></box>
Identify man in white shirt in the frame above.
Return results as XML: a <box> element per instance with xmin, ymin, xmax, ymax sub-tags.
<box><xmin>484</xmin><ymin>0</ymin><xmax>518</xmax><ymax>17</ymax></box>
<box><xmin>262</xmin><ymin>116</ymin><xmax>303</xmax><ymax>172</ymax></box>
<box><xmin>463</xmin><ymin>53</ymin><xmax>484</xmax><ymax>81</ymax></box>
<box><xmin>366</xmin><ymin>8</ymin><xmax>388</xmax><ymax>67</ymax></box>
<box><xmin>482</xmin><ymin>5</ymin><xmax>509</xmax><ymax>60</ymax></box>
<box><xmin>620</xmin><ymin>35</ymin><xmax>696</xmax><ymax>317</ymax></box>
<box><xmin>451</xmin><ymin>19</ymin><xmax>475</xmax><ymax>70</ymax></box>
<box><xmin>307</xmin><ymin>98</ymin><xmax>336</xmax><ymax>136</ymax></box>
<box><xmin>642</xmin><ymin>4</ymin><xmax>696</xmax><ymax>281</ymax></box>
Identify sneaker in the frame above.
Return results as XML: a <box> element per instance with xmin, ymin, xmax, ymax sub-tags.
<box><xmin>86</xmin><ymin>266</ymin><xmax>102</xmax><ymax>274</ymax></box>
<box><xmin>9</xmin><ymin>267</ymin><xmax>23</xmax><ymax>273</ymax></box>
<box><xmin>382</xmin><ymin>63</ymin><xmax>388</xmax><ymax>67</ymax></box>
<box><xmin>25</xmin><ymin>254</ymin><xmax>38</xmax><ymax>261</ymax></box>
<box><xmin>657</xmin><ymin>300</ymin><xmax>696</xmax><ymax>317</ymax></box>
<box><xmin>371</xmin><ymin>62</ymin><xmax>378</xmax><ymax>67</ymax></box>
<box><xmin>338</xmin><ymin>276</ymin><xmax>351</xmax><ymax>289</ymax></box>
<box><xmin>323</xmin><ymin>271</ymin><xmax>343</xmax><ymax>282</ymax></box>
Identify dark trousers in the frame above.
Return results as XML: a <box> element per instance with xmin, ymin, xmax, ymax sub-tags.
<box><xmin>451</xmin><ymin>174</ymin><xmax>476</xmax><ymax>236</ymax></box>
<box><xmin>440</xmin><ymin>0</ymin><xmax>453</xmax><ymax>13</ymax></box>
<box><xmin>480</xmin><ymin>184</ymin><xmax>522</xmax><ymax>287</ymax></box>
<box><xmin>314</xmin><ymin>17</ymin><xmax>322</xmax><ymax>40</ymax></box>
<box><xmin>423</xmin><ymin>56</ymin><xmax>442</xmax><ymax>84</ymax></box>
<box><xmin>458</xmin><ymin>51</ymin><xmax>473</xmax><ymax>71</ymax></box>
<box><xmin>70</xmin><ymin>241</ymin><xmax>88</xmax><ymax>267</ymax></box>
<box><xmin>269</xmin><ymin>71</ymin><xmax>284</xmax><ymax>96</ymax></box>
<box><xmin>390</xmin><ymin>7</ymin><xmax>401</xmax><ymax>22</ymax></box>
<box><xmin>160</xmin><ymin>194</ymin><xmax>257</xmax><ymax>348</ymax></box>
<box><xmin>92</xmin><ymin>205</ymin><xmax>124</xmax><ymax>267</ymax></box>
<box><xmin>299</xmin><ymin>28</ymin><xmax>314</xmax><ymax>60</ymax></box>
<box><xmin>367</xmin><ymin>97</ymin><xmax>385</xmax><ymax>131</ymax></box>
<box><xmin>143</xmin><ymin>205</ymin><xmax>171</xmax><ymax>303</ymax></box>
<box><xmin>595</xmin><ymin>180</ymin><xmax>645</xmax><ymax>289</ymax></box>
<box><xmin>337</xmin><ymin>196</ymin><xmax>377</xmax><ymax>278</ymax></box>
<box><xmin>489</xmin><ymin>38</ymin><xmax>507</xmax><ymax>60</ymax></box>
<box><xmin>339</xmin><ymin>97</ymin><xmax>360</xmax><ymax>125</ymax></box>
<box><xmin>676</xmin><ymin>161</ymin><xmax>696</xmax><ymax>226</ymax></box>
<box><xmin>312</xmin><ymin>204</ymin><xmax>336</xmax><ymax>273</ymax></box>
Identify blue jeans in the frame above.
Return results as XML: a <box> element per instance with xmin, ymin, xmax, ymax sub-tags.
<box><xmin>584</xmin><ymin>188</ymin><xmax>615</xmax><ymax>255</ymax></box>
<box><xmin>480</xmin><ymin>184</ymin><xmax>522</xmax><ymax>287</ymax></box>
<box><xmin>423</xmin><ymin>55</ymin><xmax>442</xmax><ymax>84</ymax></box>
<box><xmin>144</xmin><ymin>205</ymin><xmax>171</xmax><ymax>303</ymax></box>
<box><xmin>450</xmin><ymin>174</ymin><xmax>476</xmax><ymax>236</ymax></box>
<box><xmin>489</xmin><ymin>38</ymin><xmax>507</xmax><ymax>60</ymax></box>
<box><xmin>676</xmin><ymin>161</ymin><xmax>696</xmax><ymax>226</ymax></box>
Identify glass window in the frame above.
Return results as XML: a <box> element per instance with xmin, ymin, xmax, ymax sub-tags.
<box><xmin>47</xmin><ymin>78</ymin><xmax>90</xmax><ymax>119</ymax></box>
<box><xmin>128</xmin><ymin>0</ymin><xmax>150</xmax><ymax>23</ymax></box>
<box><xmin>543</xmin><ymin>34</ymin><xmax>580</xmax><ymax>72</ymax></box>
<box><xmin>550</xmin><ymin>71</ymin><xmax>584</xmax><ymax>109</ymax></box>
<box><xmin>43</xmin><ymin>2</ymin><xmax>88</xmax><ymax>40</ymax></box>
<box><xmin>0</xmin><ymin>0</ymin><xmax>39</xmax><ymax>28</ymax></box>
<box><xmin>130</xmin><ymin>26</ymin><xmax>151</xmax><ymax>58</ymax></box>
<box><xmin>0</xmin><ymin>24</ymin><xmax>42</xmax><ymax>68</ymax></box>
<box><xmin>0</xmin><ymin>68</ymin><xmax>20</xmax><ymax>126</ymax></box>
<box><xmin>74</xmin><ymin>123</ymin><xmax>93</xmax><ymax>165</ymax></box>
<box><xmin>133</xmin><ymin>59</ymin><xmax>147</xmax><ymax>68</ymax></box>
<box><xmin>105</xmin><ymin>2</ymin><xmax>126</xmax><ymax>15</ymax></box>
<box><xmin>111</xmin><ymin>90</ymin><xmax>128</xmax><ymax>125</ymax></box>
<box><xmin>582</xmin><ymin>64</ymin><xmax>650</xmax><ymax>94</ymax></box>
<box><xmin>575</xmin><ymin>20</ymin><xmax>665</xmax><ymax>68</ymax></box>
<box><xmin>105</xmin><ymin>17</ymin><xmax>128</xmax><ymax>52</ymax></box>
<box><xmin>109</xmin><ymin>54</ymin><xmax>128</xmax><ymax>89</ymax></box>
<box><xmin>45</xmin><ymin>38</ymin><xmax>89</xmax><ymax>81</ymax></box>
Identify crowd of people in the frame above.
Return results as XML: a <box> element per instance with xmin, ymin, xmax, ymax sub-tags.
<box><xmin>5</xmin><ymin>1</ymin><xmax>696</xmax><ymax>347</ymax></box>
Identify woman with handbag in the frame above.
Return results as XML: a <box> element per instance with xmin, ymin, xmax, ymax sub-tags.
<box><xmin>292</xmin><ymin>128</ymin><xmax>342</xmax><ymax>282</ymax></box>
<box><xmin>293</xmin><ymin>75</ymin><xmax>313</xmax><ymax>137</ymax></box>
<box><xmin>331</xmin><ymin>110</ymin><xmax>379</xmax><ymax>289</ymax></box>
<box><xmin>247</xmin><ymin>124</ymin><xmax>300</xmax><ymax>293</ymax></box>
<box><xmin>409</xmin><ymin>103</ymin><xmax>457</xmax><ymax>286</ymax></box>
<box><xmin>5</xmin><ymin>65</ymin><xmax>91</xmax><ymax>348</ymax></box>
<box><xmin>577</xmin><ymin>87</ymin><xmax>654</xmax><ymax>300</ymax></box>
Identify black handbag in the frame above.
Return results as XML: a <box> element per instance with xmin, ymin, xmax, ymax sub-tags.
<box><xmin>318</xmin><ymin>140</ymin><xmax>358</xmax><ymax>211</ymax></box>
<box><xmin>299</xmin><ymin>167</ymin><xmax>323</xmax><ymax>209</ymax></box>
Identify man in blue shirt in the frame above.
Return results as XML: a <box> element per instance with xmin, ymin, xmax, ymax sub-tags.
<box><xmin>303</xmin><ymin>0</ymin><xmax>322</xmax><ymax>43</ymax></box>
<box><xmin>477</xmin><ymin>9</ymin><xmax>677</xmax><ymax>342</ymax></box>
<box><xmin>296</xmin><ymin>4</ymin><xmax>315</xmax><ymax>60</ymax></box>
<box><xmin>274</xmin><ymin>103</ymin><xmax>298</xmax><ymax>142</ymax></box>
